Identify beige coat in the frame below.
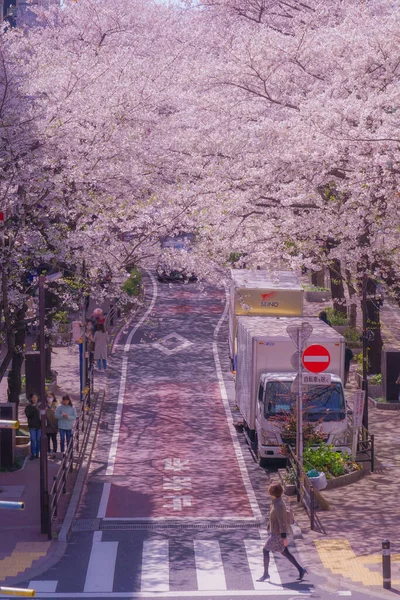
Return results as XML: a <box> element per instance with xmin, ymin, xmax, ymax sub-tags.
<box><xmin>269</xmin><ymin>497</ymin><xmax>287</xmax><ymax>535</ymax></box>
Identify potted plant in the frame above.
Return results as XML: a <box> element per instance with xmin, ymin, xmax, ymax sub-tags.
<box><xmin>303</xmin><ymin>285</ymin><xmax>332</xmax><ymax>302</ymax></box>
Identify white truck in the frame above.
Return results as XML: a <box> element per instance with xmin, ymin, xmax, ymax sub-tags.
<box><xmin>229</xmin><ymin>270</ymin><xmax>303</xmax><ymax>370</ymax></box>
<box><xmin>236</xmin><ymin>316</ymin><xmax>350</xmax><ymax>463</ymax></box>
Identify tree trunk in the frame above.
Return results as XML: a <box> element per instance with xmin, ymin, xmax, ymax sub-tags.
<box><xmin>329</xmin><ymin>259</ymin><xmax>347</xmax><ymax>314</ymax></box>
<box><xmin>7</xmin><ymin>308</ymin><xmax>26</xmax><ymax>409</ymax></box>
<box><xmin>311</xmin><ymin>268</ymin><xmax>325</xmax><ymax>288</ymax></box>
<box><xmin>345</xmin><ymin>270</ymin><xmax>358</xmax><ymax>329</ymax></box>
<box><xmin>366</xmin><ymin>279</ymin><xmax>383</xmax><ymax>375</ymax></box>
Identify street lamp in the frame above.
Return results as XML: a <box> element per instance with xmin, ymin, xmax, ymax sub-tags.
<box><xmin>38</xmin><ymin>272</ymin><xmax>62</xmax><ymax>535</ymax></box>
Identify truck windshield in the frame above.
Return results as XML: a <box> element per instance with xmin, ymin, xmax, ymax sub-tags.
<box><xmin>264</xmin><ymin>381</ymin><xmax>346</xmax><ymax>422</ymax></box>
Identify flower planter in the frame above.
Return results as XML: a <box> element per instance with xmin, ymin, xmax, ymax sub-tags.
<box><xmin>368</xmin><ymin>397</ymin><xmax>400</xmax><ymax>410</ymax></box>
<box><xmin>304</xmin><ymin>290</ymin><xmax>332</xmax><ymax>302</ymax></box>
<box><xmin>324</xmin><ymin>464</ymin><xmax>364</xmax><ymax>489</ymax></box>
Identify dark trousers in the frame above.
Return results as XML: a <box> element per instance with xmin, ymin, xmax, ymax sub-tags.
<box><xmin>59</xmin><ymin>429</ymin><xmax>72</xmax><ymax>453</ymax></box>
<box><xmin>47</xmin><ymin>432</ymin><xmax>57</xmax><ymax>453</ymax></box>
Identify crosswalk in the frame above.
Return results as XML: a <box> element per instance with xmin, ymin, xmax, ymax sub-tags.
<box><xmin>29</xmin><ymin>534</ymin><xmax>314</xmax><ymax>597</ymax></box>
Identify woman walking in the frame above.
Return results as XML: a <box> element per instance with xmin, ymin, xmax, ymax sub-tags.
<box><xmin>55</xmin><ymin>395</ymin><xmax>77</xmax><ymax>453</ymax></box>
<box><xmin>257</xmin><ymin>483</ymin><xmax>307</xmax><ymax>582</ymax></box>
<box><xmin>25</xmin><ymin>393</ymin><xmax>41</xmax><ymax>460</ymax></box>
<box><xmin>94</xmin><ymin>323</ymin><xmax>108</xmax><ymax>371</ymax></box>
<box><xmin>45</xmin><ymin>393</ymin><xmax>58</xmax><ymax>459</ymax></box>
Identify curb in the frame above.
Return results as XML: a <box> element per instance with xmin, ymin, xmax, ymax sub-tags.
<box><xmin>58</xmin><ymin>389</ymin><xmax>105</xmax><ymax>542</ymax></box>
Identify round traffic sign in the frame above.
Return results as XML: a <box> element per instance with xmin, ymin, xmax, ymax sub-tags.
<box><xmin>302</xmin><ymin>344</ymin><xmax>330</xmax><ymax>373</ymax></box>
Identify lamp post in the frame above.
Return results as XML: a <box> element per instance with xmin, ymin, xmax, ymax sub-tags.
<box><xmin>38</xmin><ymin>272</ymin><xmax>62</xmax><ymax>535</ymax></box>
<box><xmin>362</xmin><ymin>275</ymin><xmax>369</xmax><ymax>431</ymax></box>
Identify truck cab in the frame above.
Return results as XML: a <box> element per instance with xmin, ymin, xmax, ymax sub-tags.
<box><xmin>255</xmin><ymin>372</ymin><xmax>351</xmax><ymax>461</ymax></box>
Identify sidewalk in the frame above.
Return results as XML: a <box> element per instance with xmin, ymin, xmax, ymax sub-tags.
<box><xmin>0</xmin><ymin>300</ymin><xmax>128</xmax><ymax>586</ymax></box>
<box><xmin>296</xmin><ymin>293</ymin><xmax>400</xmax><ymax>597</ymax></box>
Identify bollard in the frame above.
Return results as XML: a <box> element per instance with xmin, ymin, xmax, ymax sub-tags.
<box><xmin>382</xmin><ymin>539</ymin><xmax>391</xmax><ymax>589</ymax></box>
<box><xmin>0</xmin><ymin>420</ymin><xmax>19</xmax><ymax>430</ymax></box>
<box><xmin>0</xmin><ymin>587</ymin><xmax>35</xmax><ymax>596</ymax></box>
<box><xmin>0</xmin><ymin>501</ymin><xmax>24</xmax><ymax>511</ymax></box>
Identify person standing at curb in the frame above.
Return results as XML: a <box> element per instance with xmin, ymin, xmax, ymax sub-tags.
<box><xmin>94</xmin><ymin>323</ymin><xmax>108</xmax><ymax>371</ymax></box>
<box><xmin>25</xmin><ymin>393</ymin><xmax>41</xmax><ymax>460</ymax></box>
<box><xmin>55</xmin><ymin>395</ymin><xmax>77</xmax><ymax>454</ymax></box>
<box><xmin>344</xmin><ymin>346</ymin><xmax>354</xmax><ymax>387</ymax></box>
<box><xmin>257</xmin><ymin>483</ymin><xmax>307</xmax><ymax>582</ymax></box>
<box><xmin>45</xmin><ymin>392</ymin><xmax>58</xmax><ymax>459</ymax></box>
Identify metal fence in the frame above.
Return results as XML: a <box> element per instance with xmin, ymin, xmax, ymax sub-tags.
<box><xmin>48</xmin><ymin>369</ymin><xmax>97</xmax><ymax>539</ymax></box>
<box><xmin>285</xmin><ymin>446</ymin><xmax>324</xmax><ymax>533</ymax></box>
<box><xmin>357</xmin><ymin>426</ymin><xmax>375</xmax><ymax>472</ymax></box>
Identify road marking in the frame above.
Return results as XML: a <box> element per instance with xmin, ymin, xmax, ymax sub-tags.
<box><xmin>141</xmin><ymin>540</ymin><xmax>169</xmax><ymax>592</ymax></box>
<box><xmin>97</xmin><ymin>483</ymin><xmax>111</xmax><ymax>518</ymax></box>
<box><xmin>212</xmin><ymin>287</ymin><xmax>262</xmax><ymax>521</ymax></box>
<box><xmin>106</xmin><ymin>356</ymin><xmax>128</xmax><ymax>476</ymax></box>
<box><xmin>28</xmin><ymin>581</ymin><xmax>58</xmax><ymax>592</ymax></box>
<box><xmin>20</xmin><ymin>592</ymin><xmax>311</xmax><ymax>598</ymax></box>
<box><xmin>124</xmin><ymin>271</ymin><xmax>158</xmax><ymax>351</ymax></box>
<box><xmin>194</xmin><ymin>540</ymin><xmax>227</xmax><ymax>591</ymax></box>
<box><xmin>244</xmin><ymin>538</ymin><xmax>282</xmax><ymax>589</ymax></box>
<box><xmin>84</xmin><ymin>538</ymin><xmax>118</xmax><ymax>592</ymax></box>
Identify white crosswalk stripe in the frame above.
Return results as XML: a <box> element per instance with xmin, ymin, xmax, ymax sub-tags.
<box><xmin>194</xmin><ymin>540</ymin><xmax>227</xmax><ymax>591</ymax></box>
<box><xmin>141</xmin><ymin>539</ymin><xmax>170</xmax><ymax>592</ymax></box>
<box><xmin>30</xmin><ymin>536</ymin><xmax>313</xmax><ymax>596</ymax></box>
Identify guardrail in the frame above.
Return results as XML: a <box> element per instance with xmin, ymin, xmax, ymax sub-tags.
<box><xmin>48</xmin><ymin>369</ymin><xmax>97</xmax><ymax>539</ymax></box>
<box><xmin>285</xmin><ymin>446</ymin><xmax>324</xmax><ymax>533</ymax></box>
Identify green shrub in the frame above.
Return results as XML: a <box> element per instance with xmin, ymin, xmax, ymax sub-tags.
<box><xmin>303</xmin><ymin>444</ymin><xmax>359</xmax><ymax>478</ymax></box>
<box><xmin>122</xmin><ymin>269</ymin><xmax>142</xmax><ymax>297</ymax></box>
<box><xmin>325</xmin><ymin>307</ymin><xmax>348</xmax><ymax>326</ymax></box>
<box><xmin>303</xmin><ymin>284</ymin><xmax>330</xmax><ymax>292</ymax></box>
<box><xmin>53</xmin><ymin>311</ymin><xmax>69</xmax><ymax>324</ymax></box>
<box><xmin>344</xmin><ymin>328</ymin><xmax>362</xmax><ymax>346</ymax></box>
<box><xmin>369</xmin><ymin>373</ymin><xmax>382</xmax><ymax>385</ymax></box>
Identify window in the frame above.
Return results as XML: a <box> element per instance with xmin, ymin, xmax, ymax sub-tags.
<box><xmin>264</xmin><ymin>381</ymin><xmax>345</xmax><ymax>422</ymax></box>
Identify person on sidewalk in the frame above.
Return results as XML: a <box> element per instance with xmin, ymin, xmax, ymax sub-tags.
<box><xmin>344</xmin><ymin>346</ymin><xmax>354</xmax><ymax>387</ymax></box>
<box><xmin>55</xmin><ymin>395</ymin><xmax>77</xmax><ymax>454</ymax></box>
<box><xmin>86</xmin><ymin>319</ymin><xmax>95</xmax><ymax>370</ymax></box>
<box><xmin>318</xmin><ymin>311</ymin><xmax>332</xmax><ymax>327</ymax></box>
<box><xmin>25</xmin><ymin>393</ymin><xmax>41</xmax><ymax>460</ymax></box>
<box><xmin>257</xmin><ymin>483</ymin><xmax>307</xmax><ymax>582</ymax></box>
<box><xmin>94</xmin><ymin>323</ymin><xmax>108</xmax><ymax>371</ymax></box>
<box><xmin>45</xmin><ymin>392</ymin><xmax>58</xmax><ymax>459</ymax></box>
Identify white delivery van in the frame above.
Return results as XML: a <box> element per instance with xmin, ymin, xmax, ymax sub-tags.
<box><xmin>235</xmin><ymin>316</ymin><xmax>350</xmax><ymax>463</ymax></box>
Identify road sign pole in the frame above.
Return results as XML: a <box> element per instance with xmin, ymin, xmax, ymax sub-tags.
<box><xmin>296</xmin><ymin>328</ymin><xmax>303</xmax><ymax>467</ymax></box>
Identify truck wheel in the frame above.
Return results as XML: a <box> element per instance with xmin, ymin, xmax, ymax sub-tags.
<box><xmin>258</xmin><ymin>454</ymin><xmax>269</xmax><ymax>468</ymax></box>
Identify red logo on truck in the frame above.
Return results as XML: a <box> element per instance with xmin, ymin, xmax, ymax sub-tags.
<box><xmin>260</xmin><ymin>292</ymin><xmax>274</xmax><ymax>300</ymax></box>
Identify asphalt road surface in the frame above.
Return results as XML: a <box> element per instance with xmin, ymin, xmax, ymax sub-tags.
<box><xmin>20</xmin><ymin>273</ymin><xmax>378</xmax><ymax>600</ymax></box>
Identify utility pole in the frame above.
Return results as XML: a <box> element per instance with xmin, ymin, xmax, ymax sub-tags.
<box><xmin>362</xmin><ymin>274</ymin><xmax>369</xmax><ymax>430</ymax></box>
<box><xmin>39</xmin><ymin>275</ymin><xmax>49</xmax><ymax>535</ymax></box>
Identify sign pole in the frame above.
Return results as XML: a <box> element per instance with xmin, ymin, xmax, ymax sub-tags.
<box><xmin>297</xmin><ymin>328</ymin><xmax>303</xmax><ymax>467</ymax></box>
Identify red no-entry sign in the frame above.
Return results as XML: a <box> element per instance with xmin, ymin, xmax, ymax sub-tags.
<box><xmin>302</xmin><ymin>344</ymin><xmax>331</xmax><ymax>373</ymax></box>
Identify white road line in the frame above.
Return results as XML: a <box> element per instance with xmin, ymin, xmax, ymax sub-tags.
<box><xmin>194</xmin><ymin>540</ymin><xmax>227</xmax><ymax>591</ymax></box>
<box><xmin>84</xmin><ymin>538</ymin><xmax>118</xmax><ymax>592</ymax></box>
<box><xmin>97</xmin><ymin>483</ymin><xmax>111</xmax><ymax>519</ymax></box>
<box><xmin>101</xmin><ymin>516</ymin><xmax>258</xmax><ymax>522</ymax></box>
<box><xmin>106</xmin><ymin>356</ymin><xmax>128</xmax><ymax>475</ymax></box>
<box><xmin>31</xmin><ymin>590</ymin><xmax>309</xmax><ymax>597</ymax></box>
<box><xmin>99</xmin><ymin>271</ymin><xmax>158</xmax><ymax>506</ymax></box>
<box><xmin>28</xmin><ymin>581</ymin><xmax>58</xmax><ymax>592</ymax></box>
<box><xmin>124</xmin><ymin>271</ymin><xmax>158</xmax><ymax>351</ymax></box>
<box><xmin>141</xmin><ymin>540</ymin><xmax>169</xmax><ymax>592</ymax></box>
<box><xmin>212</xmin><ymin>287</ymin><xmax>262</xmax><ymax>521</ymax></box>
<box><xmin>244</xmin><ymin>538</ymin><xmax>282</xmax><ymax>590</ymax></box>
